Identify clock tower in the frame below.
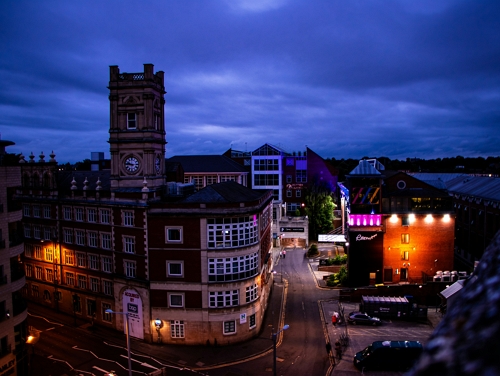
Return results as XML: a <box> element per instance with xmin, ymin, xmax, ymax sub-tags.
<box><xmin>108</xmin><ymin>64</ymin><xmax>166</xmax><ymax>190</ymax></box>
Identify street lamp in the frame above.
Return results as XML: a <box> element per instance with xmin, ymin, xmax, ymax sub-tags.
<box><xmin>105</xmin><ymin>309</ymin><xmax>132</xmax><ymax>376</ymax></box>
<box><xmin>272</xmin><ymin>324</ymin><xmax>289</xmax><ymax>376</ymax></box>
<box><xmin>154</xmin><ymin>318</ymin><xmax>163</xmax><ymax>343</ymax></box>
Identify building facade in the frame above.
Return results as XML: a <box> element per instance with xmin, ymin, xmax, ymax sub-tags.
<box><xmin>0</xmin><ymin>140</ymin><xmax>29</xmax><ymax>376</ymax></box>
<box><xmin>344</xmin><ymin>160</ymin><xmax>455</xmax><ymax>287</ymax></box>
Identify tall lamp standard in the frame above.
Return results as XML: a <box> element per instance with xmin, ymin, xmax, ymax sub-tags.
<box><xmin>105</xmin><ymin>309</ymin><xmax>132</xmax><ymax>376</ymax></box>
<box><xmin>272</xmin><ymin>324</ymin><xmax>289</xmax><ymax>376</ymax></box>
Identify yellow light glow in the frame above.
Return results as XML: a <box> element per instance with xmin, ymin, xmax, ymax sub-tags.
<box><xmin>409</xmin><ymin>214</ymin><xmax>416</xmax><ymax>223</ymax></box>
<box><xmin>425</xmin><ymin>214</ymin><xmax>433</xmax><ymax>223</ymax></box>
<box><xmin>390</xmin><ymin>214</ymin><xmax>398</xmax><ymax>223</ymax></box>
<box><xmin>443</xmin><ymin>214</ymin><xmax>451</xmax><ymax>223</ymax></box>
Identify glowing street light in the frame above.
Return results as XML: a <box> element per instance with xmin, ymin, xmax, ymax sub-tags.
<box><xmin>272</xmin><ymin>324</ymin><xmax>289</xmax><ymax>376</ymax></box>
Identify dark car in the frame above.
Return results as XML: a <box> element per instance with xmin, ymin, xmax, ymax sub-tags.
<box><xmin>348</xmin><ymin>311</ymin><xmax>381</xmax><ymax>325</ymax></box>
<box><xmin>353</xmin><ymin>340</ymin><xmax>423</xmax><ymax>371</ymax></box>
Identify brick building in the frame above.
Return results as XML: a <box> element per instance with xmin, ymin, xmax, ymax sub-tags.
<box><xmin>344</xmin><ymin>160</ymin><xmax>455</xmax><ymax>287</ymax></box>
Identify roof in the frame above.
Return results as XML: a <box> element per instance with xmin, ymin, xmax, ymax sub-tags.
<box><xmin>347</xmin><ymin>160</ymin><xmax>382</xmax><ymax>177</ymax></box>
<box><xmin>181</xmin><ymin>181</ymin><xmax>269</xmax><ymax>204</ymax></box>
<box><xmin>252</xmin><ymin>143</ymin><xmax>288</xmax><ymax>156</ymax></box>
<box><xmin>57</xmin><ymin>170</ymin><xmax>111</xmax><ymax>191</ymax></box>
<box><xmin>167</xmin><ymin>155</ymin><xmax>248</xmax><ymax>173</ymax></box>
<box><xmin>445</xmin><ymin>175</ymin><xmax>500</xmax><ymax>202</ymax></box>
<box><xmin>410</xmin><ymin>173</ymin><xmax>467</xmax><ymax>183</ymax></box>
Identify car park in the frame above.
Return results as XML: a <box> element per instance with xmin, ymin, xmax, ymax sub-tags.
<box><xmin>348</xmin><ymin>311</ymin><xmax>381</xmax><ymax>325</ymax></box>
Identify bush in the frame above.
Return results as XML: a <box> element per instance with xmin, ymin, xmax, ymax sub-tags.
<box><xmin>307</xmin><ymin>244</ymin><xmax>319</xmax><ymax>257</ymax></box>
<box><xmin>326</xmin><ymin>265</ymin><xmax>348</xmax><ymax>287</ymax></box>
<box><xmin>326</xmin><ymin>254</ymin><xmax>347</xmax><ymax>265</ymax></box>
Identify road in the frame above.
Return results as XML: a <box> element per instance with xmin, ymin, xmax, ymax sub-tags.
<box><xmin>206</xmin><ymin>247</ymin><xmax>336</xmax><ymax>376</ymax></box>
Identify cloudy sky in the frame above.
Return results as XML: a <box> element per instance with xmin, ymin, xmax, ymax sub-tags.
<box><xmin>1</xmin><ymin>0</ymin><xmax>499</xmax><ymax>163</ymax></box>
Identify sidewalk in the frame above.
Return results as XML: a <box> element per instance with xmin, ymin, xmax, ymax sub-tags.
<box><xmin>28</xmin><ymin>281</ymin><xmax>285</xmax><ymax>374</ymax></box>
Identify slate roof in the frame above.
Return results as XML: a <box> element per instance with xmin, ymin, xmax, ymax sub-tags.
<box><xmin>181</xmin><ymin>181</ymin><xmax>269</xmax><ymax>204</ymax></box>
<box><xmin>166</xmin><ymin>155</ymin><xmax>248</xmax><ymax>173</ymax></box>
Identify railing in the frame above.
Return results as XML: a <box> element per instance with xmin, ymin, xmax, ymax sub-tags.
<box><xmin>118</xmin><ymin>73</ymin><xmax>145</xmax><ymax>81</ymax></box>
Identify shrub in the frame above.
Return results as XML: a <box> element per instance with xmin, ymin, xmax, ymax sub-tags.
<box><xmin>325</xmin><ymin>265</ymin><xmax>348</xmax><ymax>287</ymax></box>
<box><xmin>325</xmin><ymin>254</ymin><xmax>347</xmax><ymax>265</ymax></box>
<box><xmin>307</xmin><ymin>244</ymin><xmax>319</xmax><ymax>257</ymax></box>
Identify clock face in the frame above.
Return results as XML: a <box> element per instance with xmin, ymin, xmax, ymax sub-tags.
<box><xmin>124</xmin><ymin>156</ymin><xmax>140</xmax><ymax>173</ymax></box>
<box><xmin>155</xmin><ymin>156</ymin><xmax>161</xmax><ymax>174</ymax></box>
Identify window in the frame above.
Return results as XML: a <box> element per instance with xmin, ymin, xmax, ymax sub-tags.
<box><xmin>43</xmin><ymin>205</ymin><xmax>51</xmax><ymax>218</ymax></box>
<box><xmin>167</xmin><ymin>261</ymin><xmax>183</xmax><ymax>277</ymax></box>
<box><xmin>206</xmin><ymin>176</ymin><xmax>218</xmax><ymax>185</ymax></box>
<box><xmin>123</xmin><ymin>211</ymin><xmax>134</xmax><ymax>226</ymax></box>
<box><xmin>207</xmin><ymin>217</ymin><xmax>259</xmax><ymax>249</ymax></box>
<box><xmin>254</xmin><ymin>158</ymin><xmax>279</xmax><ymax>171</ymax></box>
<box><xmin>76</xmin><ymin>230</ymin><xmax>85</xmax><ymax>246</ymax></box>
<box><xmin>35</xmin><ymin>266</ymin><xmax>43</xmax><ymax>280</ymax></box>
<box><xmin>103</xmin><ymin>303</ymin><xmax>112</xmax><ymax>322</ymax></box>
<box><xmin>24</xmin><ymin>244</ymin><xmax>32</xmax><ymax>257</ymax></box>
<box><xmin>100</xmin><ymin>209</ymin><xmax>110</xmax><ymax>224</ymax></box>
<box><xmin>208</xmin><ymin>253</ymin><xmax>259</xmax><ymax>282</ymax></box>
<box><xmin>88</xmin><ymin>255</ymin><xmax>99</xmax><ymax>270</ymax></box>
<box><xmin>87</xmin><ymin>208</ymin><xmax>97</xmax><ymax>223</ymax></box>
<box><xmin>33</xmin><ymin>205</ymin><xmax>40</xmax><ymax>218</ymax></box>
<box><xmin>33</xmin><ymin>226</ymin><xmax>41</xmax><ymax>239</ymax></box>
<box><xmin>209</xmin><ymin>290</ymin><xmax>239</xmax><ymax>308</ymax></box>
<box><xmin>286</xmin><ymin>190</ymin><xmax>292</xmax><ymax>198</ymax></box>
<box><xmin>103</xmin><ymin>280</ymin><xmax>113</xmax><ymax>295</ymax></box>
<box><xmin>43</xmin><ymin>227</ymin><xmax>51</xmax><ymax>240</ymax></box>
<box><xmin>168</xmin><ymin>293</ymin><xmax>184</xmax><ymax>308</ymax></box>
<box><xmin>73</xmin><ymin>295</ymin><xmax>81</xmax><ymax>313</ymax></box>
<box><xmin>166</xmin><ymin>227</ymin><xmax>182</xmax><ymax>243</ymax></box>
<box><xmin>45</xmin><ymin>269</ymin><xmax>53</xmax><ymax>282</ymax></box>
<box><xmin>249</xmin><ymin>313</ymin><xmax>256</xmax><ymax>329</ymax></box>
<box><xmin>253</xmin><ymin>174</ymin><xmax>279</xmax><ymax>186</ymax></box>
<box><xmin>124</xmin><ymin>261</ymin><xmax>136</xmax><ymax>278</ymax></box>
<box><xmin>23</xmin><ymin>205</ymin><xmax>30</xmax><ymax>217</ymax></box>
<box><xmin>63</xmin><ymin>207</ymin><xmax>72</xmax><ymax>220</ymax></box>
<box><xmin>88</xmin><ymin>232</ymin><xmax>98</xmax><ymax>248</ymax></box>
<box><xmin>246</xmin><ymin>284</ymin><xmax>258</xmax><ymax>303</ymax></box>
<box><xmin>77</xmin><ymin>252</ymin><xmax>86</xmax><ymax>267</ymax></box>
<box><xmin>90</xmin><ymin>278</ymin><xmax>99</xmax><ymax>292</ymax></box>
<box><xmin>34</xmin><ymin>246</ymin><xmax>42</xmax><ymax>259</ymax></box>
<box><xmin>124</xmin><ymin>236</ymin><xmax>135</xmax><ymax>254</ymax></box>
<box><xmin>43</xmin><ymin>290</ymin><xmax>51</xmax><ymax>302</ymax></box>
<box><xmin>296</xmin><ymin>190</ymin><xmax>301</xmax><ymax>198</ymax></box>
<box><xmin>25</xmin><ymin>264</ymin><xmax>33</xmax><ymax>277</ymax></box>
<box><xmin>402</xmin><ymin>216</ymin><xmax>410</xmax><ymax>226</ymax></box>
<box><xmin>86</xmin><ymin>300</ymin><xmax>96</xmax><ymax>317</ymax></box>
<box><xmin>75</xmin><ymin>208</ymin><xmax>83</xmax><ymax>222</ymax></box>
<box><xmin>223</xmin><ymin>320</ymin><xmax>236</xmax><ymax>334</ymax></box>
<box><xmin>170</xmin><ymin>320</ymin><xmax>185</xmax><ymax>338</ymax></box>
<box><xmin>127</xmin><ymin>113</ymin><xmax>137</xmax><ymax>129</ymax></box>
<box><xmin>401</xmin><ymin>233</ymin><xmax>410</xmax><ymax>244</ymax></box>
<box><xmin>78</xmin><ymin>275</ymin><xmax>87</xmax><ymax>289</ymax></box>
<box><xmin>65</xmin><ymin>251</ymin><xmax>74</xmax><ymax>265</ymax></box>
<box><xmin>286</xmin><ymin>175</ymin><xmax>292</xmax><ymax>183</ymax></box>
<box><xmin>296</xmin><ymin>170</ymin><xmax>307</xmax><ymax>183</ymax></box>
<box><xmin>401</xmin><ymin>251</ymin><xmax>409</xmax><ymax>261</ymax></box>
<box><xmin>45</xmin><ymin>248</ymin><xmax>53</xmax><ymax>261</ymax></box>
<box><xmin>102</xmin><ymin>257</ymin><xmax>112</xmax><ymax>273</ymax></box>
<box><xmin>31</xmin><ymin>285</ymin><xmax>39</xmax><ymax>298</ymax></box>
<box><xmin>66</xmin><ymin>272</ymin><xmax>75</xmax><ymax>285</ymax></box>
<box><xmin>63</xmin><ymin>229</ymin><xmax>73</xmax><ymax>244</ymax></box>
<box><xmin>101</xmin><ymin>233</ymin><xmax>111</xmax><ymax>250</ymax></box>
<box><xmin>24</xmin><ymin>224</ymin><xmax>31</xmax><ymax>238</ymax></box>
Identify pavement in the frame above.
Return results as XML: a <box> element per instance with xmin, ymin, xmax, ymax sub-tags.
<box><xmin>27</xmin><ymin>246</ymin><xmax>442</xmax><ymax>376</ymax></box>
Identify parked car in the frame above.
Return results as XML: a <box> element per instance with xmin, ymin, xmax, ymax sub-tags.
<box><xmin>348</xmin><ymin>311</ymin><xmax>381</xmax><ymax>325</ymax></box>
<box><xmin>353</xmin><ymin>340</ymin><xmax>423</xmax><ymax>371</ymax></box>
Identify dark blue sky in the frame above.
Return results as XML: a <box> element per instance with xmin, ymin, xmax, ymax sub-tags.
<box><xmin>1</xmin><ymin>0</ymin><xmax>500</xmax><ymax>163</ymax></box>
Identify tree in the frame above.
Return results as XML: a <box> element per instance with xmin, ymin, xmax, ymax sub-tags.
<box><xmin>304</xmin><ymin>177</ymin><xmax>336</xmax><ymax>240</ymax></box>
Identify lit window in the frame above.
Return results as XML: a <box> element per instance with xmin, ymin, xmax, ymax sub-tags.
<box><xmin>401</xmin><ymin>234</ymin><xmax>410</xmax><ymax>244</ymax></box>
<box><xmin>45</xmin><ymin>248</ymin><xmax>53</xmax><ymax>262</ymax></box>
<box><xmin>66</xmin><ymin>272</ymin><xmax>75</xmax><ymax>285</ymax></box>
<box><xmin>170</xmin><ymin>320</ymin><xmax>185</xmax><ymax>338</ymax></box>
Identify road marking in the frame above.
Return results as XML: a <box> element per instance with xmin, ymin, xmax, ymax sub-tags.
<box><xmin>28</xmin><ymin>312</ymin><xmax>64</xmax><ymax>326</ymax></box>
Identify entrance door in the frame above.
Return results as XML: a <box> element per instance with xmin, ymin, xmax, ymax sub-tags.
<box><xmin>401</xmin><ymin>268</ymin><xmax>408</xmax><ymax>281</ymax></box>
<box><xmin>383</xmin><ymin>268</ymin><xmax>393</xmax><ymax>283</ymax></box>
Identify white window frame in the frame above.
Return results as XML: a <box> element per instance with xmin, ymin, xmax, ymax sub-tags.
<box><xmin>209</xmin><ymin>290</ymin><xmax>239</xmax><ymax>308</ymax></box>
<box><xmin>88</xmin><ymin>232</ymin><xmax>98</xmax><ymax>248</ymax></box>
<box><xmin>43</xmin><ymin>205</ymin><xmax>51</xmax><ymax>218</ymax></box>
<box><xmin>123</xmin><ymin>236</ymin><xmax>135</xmax><ymax>254</ymax></box>
<box><xmin>77</xmin><ymin>274</ymin><xmax>87</xmax><ymax>289</ymax></box>
<box><xmin>33</xmin><ymin>205</ymin><xmax>40</xmax><ymax>218</ymax></box>
<box><xmin>102</xmin><ymin>257</ymin><xmax>112</xmax><ymax>273</ymax></box>
<box><xmin>76</xmin><ymin>230</ymin><xmax>85</xmax><ymax>246</ymax></box>
<box><xmin>88</xmin><ymin>254</ymin><xmax>99</xmax><ymax>270</ymax></box>
<box><xmin>100</xmin><ymin>209</ymin><xmax>111</xmax><ymax>224</ymax></box>
<box><xmin>165</xmin><ymin>227</ymin><xmax>183</xmax><ymax>244</ymax></box>
<box><xmin>245</xmin><ymin>284</ymin><xmax>258</xmax><ymax>303</ymax></box>
<box><xmin>24</xmin><ymin>224</ymin><xmax>31</xmax><ymax>238</ymax></box>
<box><xmin>35</xmin><ymin>266</ymin><xmax>43</xmax><ymax>280</ymax></box>
<box><xmin>45</xmin><ymin>268</ymin><xmax>54</xmax><ymax>282</ymax></box>
<box><xmin>63</xmin><ymin>228</ymin><xmax>73</xmax><ymax>244</ymax></box>
<box><xmin>23</xmin><ymin>204</ymin><xmax>30</xmax><ymax>217</ymax></box>
<box><xmin>223</xmin><ymin>320</ymin><xmax>236</xmax><ymax>335</ymax></box>
<box><xmin>90</xmin><ymin>277</ymin><xmax>99</xmax><ymax>292</ymax></box>
<box><xmin>63</xmin><ymin>206</ymin><xmax>72</xmax><ymax>220</ymax></box>
<box><xmin>76</xmin><ymin>252</ymin><xmax>86</xmax><ymax>267</ymax></box>
<box><xmin>45</xmin><ymin>248</ymin><xmax>53</xmax><ymax>262</ymax></box>
<box><xmin>127</xmin><ymin>113</ymin><xmax>137</xmax><ymax>129</ymax></box>
<box><xmin>33</xmin><ymin>226</ymin><xmax>41</xmax><ymax>239</ymax></box>
<box><xmin>33</xmin><ymin>246</ymin><xmax>42</xmax><ymax>259</ymax></box>
<box><xmin>87</xmin><ymin>208</ymin><xmax>97</xmax><ymax>223</ymax></box>
<box><xmin>103</xmin><ymin>280</ymin><xmax>113</xmax><ymax>295</ymax></box>
<box><xmin>124</xmin><ymin>261</ymin><xmax>136</xmax><ymax>278</ymax></box>
<box><xmin>66</xmin><ymin>272</ymin><xmax>75</xmax><ymax>285</ymax></box>
<box><xmin>75</xmin><ymin>207</ymin><xmax>84</xmax><ymax>222</ymax></box>
<box><xmin>64</xmin><ymin>251</ymin><xmax>74</xmax><ymax>265</ymax></box>
<box><xmin>170</xmin><ymin>320</ymin><xmax>185</xmax><ymax>338</ymax></box>
<box><xmin>43</xmin><ymin>227</ymin><xmax>51</xmax><ymax>240</ymax></box>
<box><xmin>123</xmin><ymin>211</ymin><xmax>134</xmax><ymax>227</ymax></box>
<box><xmin>168</xmin><ymin>293</ymin><xmax>184</xmax><ymax>308</ymax></box>
<box><xmin>101</xmin><ymin>233</ymin><xmax>111</xmax><ymax>250</ymax></box>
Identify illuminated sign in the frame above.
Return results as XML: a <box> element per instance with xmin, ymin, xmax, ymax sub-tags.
<box><xmin>356</xmin><ymin>233</ymin><xmax>378</xmax><ymax>241</ymax></box>
<box><xmin>280</xmin><ymin>227</ymin><xmax>304</xmax><ymax>232</ymax></box>
<box><xmin>349</xmin><ymin>214</ymin><xmax>382</xmax><ymax>227</ymax></box>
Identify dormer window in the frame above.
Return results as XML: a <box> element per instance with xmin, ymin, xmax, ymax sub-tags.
<box><xmin>127</xmin><ymin>113</ymin><xmax>137</xmax><ymax>129</ymax></box>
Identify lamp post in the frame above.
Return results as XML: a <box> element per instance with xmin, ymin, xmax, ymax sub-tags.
<box><xmin>154</xmin><ymin>318</ymin><xmax>163</xmax><ymax>343</ymax></box>
<box><xmin>105</xmin><ymin>309</ymin><xmax>132</xmax><ymax>376</ymax></box>
<box><xmin>272</xmin><ymin>324</ymin><xmax>289</xmax><ymax>376</ymax></box>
